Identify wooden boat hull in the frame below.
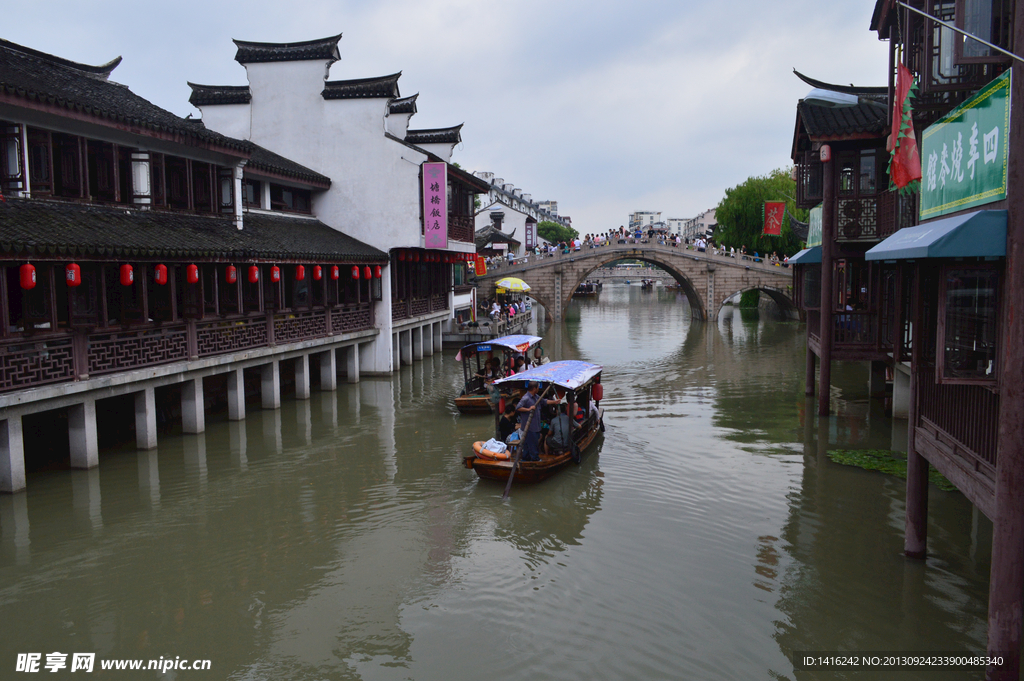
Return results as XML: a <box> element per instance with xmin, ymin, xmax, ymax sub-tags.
<box><xmin>464</xmin><ymin>417</ymin><xmax>602</xmax><ymax>484</ymax></box>
<box><xmin>455</xmin><ymin>388</ymin><xmax>525</xmax><ymax>415</ymax></box>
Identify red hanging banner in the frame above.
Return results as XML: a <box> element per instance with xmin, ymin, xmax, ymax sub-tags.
<box><xmin>888</xmin><ymin>62</ymin><xmax>922</xmax><ymax>193</ymax></box>
<box><xmin>762</xmin><ymin>202</ymin><xmax>785</xmax><ymax>236</ymax></box>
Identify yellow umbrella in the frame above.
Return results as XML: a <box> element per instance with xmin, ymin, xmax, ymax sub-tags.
<box><xmin>495</xmin><ymin>277</ymin><xmax>531</xmax><ymax>293</ymax></box>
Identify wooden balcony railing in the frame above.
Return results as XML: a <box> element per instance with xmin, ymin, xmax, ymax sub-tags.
<box><xmin>449</xmin><ymin>215</ymin><xmax>475</xmax><ymax>244</ymax></box>
<box><xmin>0</xmin><ymin>304</ymin><xmax>375</xmax><ymax>394</ymax></box>
<box><xmin>917</xmin><ymin>367</ymin><xmax>999</xmax><ymax>469</ymax></box>
<box><xmin>391</xmin><ymin>295</ymin><xmax>450</xmax><ymax>322</ymax></box>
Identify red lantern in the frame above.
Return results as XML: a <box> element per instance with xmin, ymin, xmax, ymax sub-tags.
<box><xmin>351</xmin><ymin>265</ymin><xmax>360</xmax><ymax>280</ymax></box>
<box><xmin>363</xmin><ymin>266</ymin><xmax>372</xmax><ymax>280</ymax></box>
<box><xmin>331</xmin><ymin>265</ymin><xmax>340</xmax><ymax>280</ymax></box>
<box><xmin>19</xmin><ymin>264</ymin><xmax>36</xmax><ymax>290</ymax></box>
<box><xmin>65</xmin><ymin>263</ymin><xmax>82</xmax><ymax>287</ymax></box>
<box><xmin>374</xmin><ymin>265</ymin><xmax>382</xmax><ymax>279</ymax></box>
<box><xmin>271</xmin><ymin>266</ymin><xmax>281</xmax><ymax>283</ymax></box>
<box><xmin>398</xmin><ymin>251</ymin><xmax>406</xmax><ymax>262</ymax></box>
<box><xmin>187</xmin><ymin>264</ymin><xmax>199</xmax><ymax>284</ymax></box>
<box><xmin>295</xmin><ymin>265</ymin><xmax>305</xmax><ymax>281</ymax></box>
<box><xmin>248</xmin><ymin>265</ymin><xmax>259</xmax><ymax>284</ymax></box>
<box><xmin>154</xmin><ymin>264</ymin><xmax>168</xmax><ymax>286</ymax></box>
<box><xmin>592</xmin><ymin>383</ymin><xmax>604</xmax><ymax>402</ymax></box>
<box><xmin>498</xmin><ymin>396</ymin><xmax>506</xmax><ymax>414</ymax></box>
<box><xmin>120</xmin><ymin>264</ymin><xmax>134</xmax><ymax>286</ymax></box>
<box><xmin>413</xmin><ymin>252</ymin><xmax>420</xmax><ymax>262</ymax></box>
<box><xmin>226</xmin><ymin>265</ymin><xmax>237</xmax><ymax>284</ymax></box>
<box><xmin>313</xmin><ymin>265</ymin><xmax>322</xmax><ymax>281</ymax></box>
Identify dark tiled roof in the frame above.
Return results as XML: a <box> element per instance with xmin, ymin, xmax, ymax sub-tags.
<box><xmin>789</xmin><ymin>215</ymin><xmax>809</xmax><ymax>241</ymax></box>
<box><xmin>0</xmin><ymin>38</ymin><xmax>249</xmax><ymax>154</ymax></box>
<box><xmin>0</xmin><ymin>198</ymin><xmax>385</xmax><ymax>262</ymax></box>
<box><xmin>793</xmin><ymin>69</ymin><xmax>888</xmax><ymax>96</ymax></box>
<box><xmin>475</xmin><ymin>225</ymin><xmax>519</xmax><ymax>249</ymax></box>
<box><xmin>389</xmin><ymin>93</ymin><xmax>418</xmax><ymax>115</ymax></box>
<box><xmin>243</xmin><ymin>143</ymin><xmax>331</xmax><ymax>187</ymax></box>
<box><xmin>797</xmin><ymin>99</ymin><xmax>888</xmax><ymax>139</ymax></box>
<box><xmin>187</xmin><ymin>82</ymin><xmax>252</xmax><ymax>107</ymax></box>
<box><xmin>233</xmin><ymin>34</ymin><xmax>342</xmax><ymax>65</ymax></box>
<box><xmin>322</xmin><ymin>73</ymin><xmax>401</xmax><ymax>100</ymax></box>
<box><xmin>406</xmin><ymin>124</ymin><xmax>463</xmax><ymax>145</ymax></box>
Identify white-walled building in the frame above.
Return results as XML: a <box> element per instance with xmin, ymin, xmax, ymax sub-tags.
<box><xmin>474</xmin><ymin>202</ymin><xmax>537</xmax><ymax>258</ymax></box>
<box><xmin>472</xmin><ymin>172</ymin><xmax>569</xmax><ymax>229</ymax></box>
<box><xmin>629</xmin><ymin>211</ymin><xmax>661</xmax><ymax>231</ymax></box>
<box><xmin>681</xmin><ymin>209</ymin><xmax>718</xmax><ymax>241</ymax></box>
<box><xmin>189</xmin><ymin>34</ymin><xmax>488</xmax><ymax>373</ymax></box>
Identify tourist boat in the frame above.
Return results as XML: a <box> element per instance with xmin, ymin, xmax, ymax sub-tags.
<box><xmin>572</xmin><ymin>280</ymin><xmax>602</xmax><ymax>297</ymax></box>
<box><xmin>640</xmin><ymin>279</ymin><xmax>655</xmax><ymax>290</ymax></box>
<box><xmin>455</xmin><ymin>335</ymin><xmax>543</xmax><ymax>414</ymax></box>
<box><xmin>464</xmin><ymin>360</ymin><xmax>605</xmax><ymax>484</ymax></box>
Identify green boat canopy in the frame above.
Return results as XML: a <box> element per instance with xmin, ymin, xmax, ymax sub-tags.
<box><xmin>865</xmin><ymin>210</ymin><xmax>1007</xmax><ymax>261</ymax></box>
<box><xmin>788</xmin><ymin>246</ymin><xmax>822</xmax><ymax>264</ymax></box>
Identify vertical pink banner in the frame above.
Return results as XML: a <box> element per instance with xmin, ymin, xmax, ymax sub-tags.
<box><xmin>423</xmin><ymin>162</ymin><xmax>448</xmax><ymax>249</ymax></box>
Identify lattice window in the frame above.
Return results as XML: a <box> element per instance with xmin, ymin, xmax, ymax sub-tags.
<box><xmin>274</xmin><ymin>310</ymin><xmax>328</xmax><ymax>343</ymax></box>
<box><xmin>87</xmin><ymin>326</ymin><xmax>188</xmax><ymax>375</ymax></box>
<box><xmin>0</xmin><ymin>336</ymin><xmax>75</xmax><ymax>391</ymax></box>
<box><xmin>197</xmin><ymin>317</ymin><xmax>268</xmax><ymax>357</ymax></box>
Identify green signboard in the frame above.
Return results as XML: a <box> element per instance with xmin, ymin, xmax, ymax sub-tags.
<box><xmin>920</xmin><ymin>70</ymin><xmax>1011</xmax><ymax>219</ymax></box>
<box><xmin>806</xmin><ymin>204</ymin><xmax>822</xmax><ymax>247</ymax></box>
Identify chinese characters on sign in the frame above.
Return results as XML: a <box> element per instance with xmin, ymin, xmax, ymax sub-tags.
<box><xmin>806</xmin><ymin>204</ymin><xmax>823</xmax><ymax>247</ymax></box>
<box><xmin>920</xmin><ymin>70</ymin><xmax>1010</xmax><ymax>219</ymax></box>
<box><xmin>763</xmin><ymin>201</ymin><xmax>785</xmax><ymax>236</ymax></box>
<box><xmin>422</xmin><ymin>162</ymin><xmax>448</xmax><ymax>249</ymax></box>
<box><xmin>525</xmin><ymin>221</ymin><xmax>536</xmax><ymax>249</ymax></box>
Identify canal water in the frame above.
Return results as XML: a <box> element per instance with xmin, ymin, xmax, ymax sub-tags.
<box><xmin>0</xmin><ymin>284</ymin><xmax>992</xmax><ymax>680</ymax></box>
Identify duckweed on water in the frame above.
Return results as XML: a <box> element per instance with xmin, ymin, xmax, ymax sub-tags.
<box><xmin>827</xmin><ymin>449</ymin><xmax>958</xmax><ymax>492</ymax></box>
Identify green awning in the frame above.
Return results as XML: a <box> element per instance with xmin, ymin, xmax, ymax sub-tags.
<box><xmin>865</xmin><ymin>210</ymin><xmax>1007</xmax><ymax>261</ymax></box>
<box><xmin>788</xmin><ymin>246</ymin><xmax>821</xmax><ymax>264</ymax></box>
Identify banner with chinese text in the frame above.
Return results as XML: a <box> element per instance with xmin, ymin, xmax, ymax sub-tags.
<box><xmin>422</xmin><ymin>162</ymin><xmax>448</xmax><ymax>248</ymax></box>
<box><xmin>920</xmin><ymin>70</ymin><xmax>1010</xmax><ymax>219</ymax></box>
<box><xmin>763</xmin><ymin>201</ymin><xmax>785</xmax><ymax>236</ymax></box>
<box><xmin>806</xmin><ymin>204</ymin><xmax>822</xmax><ymax>247</ymax></box>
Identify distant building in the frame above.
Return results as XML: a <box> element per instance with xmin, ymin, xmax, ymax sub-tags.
<box><xmin>682</xmin><ymin>209</ymin><xmax>717</xmax><ymax>240</ymax></box>
<box><xmin>629</xmin><ymin>211</ymin><xmax>661</xmax><ymax>231</ymax></box>
<box><xmin>471</xmin><ymin>172</ymin><xmax>569</xmax><ymax>229</ymax></box>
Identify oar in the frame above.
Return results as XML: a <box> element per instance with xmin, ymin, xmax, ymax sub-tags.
<box><xmin>502</xmin><ymin>383</ymin><xmax>553</xmax><ymax>499</ymax></box>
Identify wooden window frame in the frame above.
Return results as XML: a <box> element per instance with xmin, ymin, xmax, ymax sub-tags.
<box><xmin>936</xmin><ymin>262</ymin><xmax>1001</xmax><ymax>386</ymax></box>
<box><xmin>954</xmin><ymin>0</ymin><xmax>1015</xmax><ymax>65</ymax></box>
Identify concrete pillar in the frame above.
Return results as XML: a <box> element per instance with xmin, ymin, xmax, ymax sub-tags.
<box><xmin>261</xmin><ymin>361</ymin><xmax>280</xmax><ymax>409</ymax></box>
<box><xmin>319</xmin><ymin>349</ymin><xmax>337</xmax><ymax>391</ymax></box>
<box><xmin>392</xmin><ymin>333</ymin><xmax>400</xmax><ymax>370</ymax></box>
<box><xmin>400</xmin><ymin>329</ymin><xmax>413</xmax><ymax>366</ymax></box>
<box><xmin>181</xmin><ymin>378</ymin><xmax>205</xmax><ymax>434</ymax></box>
<box><xmin>412</xmin><ymin>326</ymin><xmax>423</xmax><ymax>360</ymax></box>
<box><xmin>892</xmin><ymin>364</ymin><xmax>911</xmax><ymax>419</ymax></box>
<box><xmin>346</xmin><ymin>344</ymin><xmax>360</xmax><ymax>384</ymax></box>
<box><xmin>868</xmin><ymin>360</ymin><xmax>887</xmax><ymax>398</ymax></box>
<box><xmin>137</xmin><ymin>450</ymin><xmax>160</xmax><ymax>507</ymax></box>
<box><xmin>424</xmin><ymin>323</ymin><xmax>434</xmax><ymax>357</ymax></box>
<box><xmin>0</xmin><ymin>418</ymin><xmax>26</xmax><ymax>493</ymax></box>
<box><xmin>0</xmin><ymin>493</ymin><xmax>30</xmax><ymax>563</ymax></box>
<box><xmin>227</xmin><ymin>368</ymin><xmax>246</xmax><ymax>421</ymax></box>
<box><xmin>71</xmin><ymin>468</ymin><xmax>102</xmax><ymax>531</ymax></box>
<box><xmin>69</xmin><ymin>400</ymin><xmax>99</xmax><ymax>469</ymax></box>
<box><xmin>433</xmin><ymin>322</ymin><xmax>442</xmax><ymax>352</ymax></box>
<box><xmin>818</xmin><ymin>151</ymin><xmax>836</xmax><ymax>417</ymax></box>
<box><xmin>295</xmin><ymin>354</ymin><xmax>311</xmax><ymax>400</ymax></box>
<box><xmin>134</xmin><ymin>387</ymin><xmax>158</xmax><ymax>450</ymax></box>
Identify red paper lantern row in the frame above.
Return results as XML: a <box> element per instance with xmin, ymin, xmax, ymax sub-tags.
<box><xmin>19</xmin><ymin>264</ymin><xmax>36</xmax><ymax>290</ymax></box>
<box><xmin>331</xmin><ymin>265</ymin><xmax>340</xmax><ymax>280</ymax></box>
<box><xmin>248</xmin><ymin>265</ymin><xmax>260</xmax><ymax>284</ymax></box>
<box><xmin>363</xmin><ymin>266</ymin><xmax>372</xmax><ymax>280</ymax></box>
<box><xmin>295</xmin><ymin>265</ymin><xmax>305</xmax><ymax>281</ymax></box>
<box><xmin>154</xmin><ymin>264</ymin><xmax>168</xmax><ymax>286</ymax></box>
<box><xmin>374</xmin><ymin>265</ymin><xmax>382</xmax><ymax>279</ymax></box>
<box><xmin>120</xmin><ymin>264</ymin><xmax>134</xmax><ymax>286</ymax></box>
<box><xmin>313</xmin><ymin>265</ymin><xmax>322</xmax><ymax>281</ymax></box>
<box><xmin>271</xmin><ymin>266</ymin><xmax>281</xmax><ymax>283</ymax></box>
<box><xmin>65</xmin><ymin>263</ymin><xmax>81</xmax><ymax>287</ymax></box>
<box><xmin>351</xmin><ymin>265</ymin><xmax>360</xmax><ymax>280</ymax></box>
<box><xmin>186</xmin><ymin>264</ymin><xmax>199</xmax><ymax>284</ymax></box>
<box><xmin>226</xmin><ymin>265</ymin><xmax>237</xmax><ymax>285</ymax></box>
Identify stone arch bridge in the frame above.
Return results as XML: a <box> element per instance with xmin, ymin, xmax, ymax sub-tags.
<box><xmin>475</xmin><ymin>243</ymin><xmax>796</xmax><ymax>322</ymax></box>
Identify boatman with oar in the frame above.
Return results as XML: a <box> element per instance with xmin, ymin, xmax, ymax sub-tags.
<box><xmin>516</xmin><ymin>381</ymin><xmax>559</xmax><ymax>462</ymax></box>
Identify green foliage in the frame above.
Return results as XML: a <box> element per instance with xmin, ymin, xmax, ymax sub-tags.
<box><xmin>827</xmin><ymin>449</ymin><xmax>957</xmax><ymax>492</ymax></box>
<box><xmin>739</xmin><ymin>290</ymin><xmax>760</xmax><ymax>308</ymax></box>
<box><xmin>537</xmin><ymin>220</ymin><xmax>579</xmax><ymax>243</ymax></box>
<box><xmin>714</xmin><ymin>167</ymin><xmax>807</xmax><ymax>257</ymax></box>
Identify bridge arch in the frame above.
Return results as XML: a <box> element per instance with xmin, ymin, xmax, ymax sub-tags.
<box><xmin>717</xmin><ymin>284</ymin><xmax>801</xmax><ymax>321</ymax></box>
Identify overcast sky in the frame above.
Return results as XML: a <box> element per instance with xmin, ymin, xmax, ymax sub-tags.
<box><xmin>8</xmin><ymin>0</ymin><xmax>889</xmax><ymax>231</ymax></box>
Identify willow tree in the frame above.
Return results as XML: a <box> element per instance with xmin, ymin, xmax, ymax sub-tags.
<box><xmin>714</xmin><ymin>167</ymin><xmax>807</xmax><ymax>257</ymax></box>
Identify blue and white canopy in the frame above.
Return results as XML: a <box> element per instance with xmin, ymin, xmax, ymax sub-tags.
<box><xmin>494</xmin><ymin>360</ymin><xmax>603</xmax><ymax>390</ymax></box>
<box><xmin>459</xmin><ymin>335</ymin><xmax>542</xmax><ymax>356</ymax></box>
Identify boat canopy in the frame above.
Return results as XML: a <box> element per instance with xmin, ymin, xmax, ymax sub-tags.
<box><xmin>459</xmin><ymin>335</ymin><xmax>542</xmax><ymax>357</ymax></box>
<box><xmin>493</xmin><ymin>360</ymin><xmax>602</xmax><ymax>390</ymax></box>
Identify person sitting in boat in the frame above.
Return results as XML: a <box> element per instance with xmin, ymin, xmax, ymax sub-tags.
<box><xmin>498</xmin><ymin>403</ymin><xmax>519</xmax><ymax>442</ymax></box>
<box><xmin>572</xmin><ymin>401</ymin><xmax>587</xmax><ymax>427</ymax></box>
<box><xmin>517</xmin><ymin>382</ymin><xmax>559</xmax><ymax>462</ymax></box>
<box><xmin>545</xmin><ymin>403</ymin><xmax>576</xmax><ymax>456</ymax></box>
<box><xmin>513</xmin><ymin>357</ymin><xmax>527</xmax><ymax>374</ymax></box>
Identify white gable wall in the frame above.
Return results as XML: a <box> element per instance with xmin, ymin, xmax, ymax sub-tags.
<box><xmin>244</xmin><ymin>60</ymin><xmax>328</xmax><ymax>171</ymax></box>
<box><xmin>197</xmin><ymin>102</ymin><xmax>251</xmax><ymax>141</ymax></box>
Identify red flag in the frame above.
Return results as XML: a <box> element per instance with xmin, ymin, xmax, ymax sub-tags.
<box><xmin>763</xmin><ymin>202</ymin><xmax>785</xmax><ymax>236</ymax></box>
<box><xmin>889</xmin><ymin>63</ymin><xmax>922</xmax><ymax>193</ymax></box>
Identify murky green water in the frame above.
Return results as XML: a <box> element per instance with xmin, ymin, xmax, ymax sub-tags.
<box><xmin>0</xmin><ymin>284</ymin><xmax>991</xmax><ymax>679</ymax></box>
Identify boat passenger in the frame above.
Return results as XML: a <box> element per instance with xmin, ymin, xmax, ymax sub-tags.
<box><xmin>517</xmin><ymin>382</ymin><xmax>559</xmax><ymax>462</ymax></box>
<box><xmin>513</xmin><ymin>357</ymin><xmax>527</xmax><ymax>374</ymax></box>
<box><xmin>545</xmin><ymin>403</ymin><xmax>575</xmax><ymax>456</ymax></box>
<box><xmin>498</xmin><ymin>403</ymin><xmax>519</xmax><ymax>442</ymax></box>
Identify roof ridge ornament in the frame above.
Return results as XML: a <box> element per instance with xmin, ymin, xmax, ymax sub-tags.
<box><xmin>232</xmin><ymin>34</ymin><xmax>342</xmax><ymax>65</ymax></box>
